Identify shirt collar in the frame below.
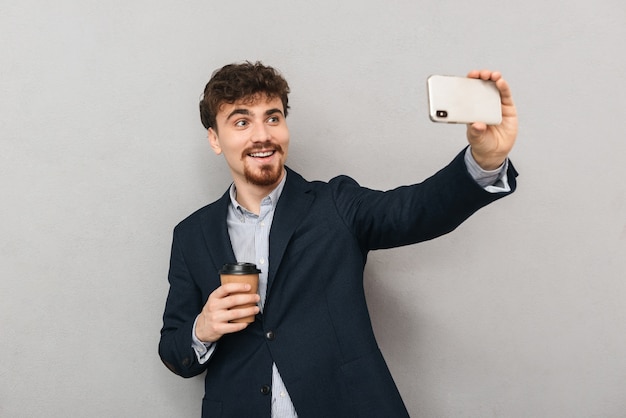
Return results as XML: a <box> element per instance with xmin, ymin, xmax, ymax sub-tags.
<box><xmin>228</xmin><ymin>170</ymin><xmax>288</xmax><ymax>214</ymax></box>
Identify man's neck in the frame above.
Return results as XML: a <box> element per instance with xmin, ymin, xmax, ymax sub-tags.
<box><xmin>232</xmin><ymin>172</ymin><xmax>285</xmax><ymax>215</ymax></box>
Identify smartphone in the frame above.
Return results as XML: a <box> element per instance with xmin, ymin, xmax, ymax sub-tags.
<box><xmin>427</xmin><ymin>75</ymin><xmax>502</xmax><ymax>125</ymax></box>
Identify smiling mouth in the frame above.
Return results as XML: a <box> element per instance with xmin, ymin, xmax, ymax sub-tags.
<box><xmin>248</xmin><ymin>150</ymin><xmax>275</xmax><ymax>158</ymax></box>
<box><xmin>243</xmin><ymin>142</ymin><xmax>284</xmax><ymax>160</ymax></box>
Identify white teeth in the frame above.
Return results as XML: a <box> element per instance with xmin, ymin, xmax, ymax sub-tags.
<box><xmin>249</xmin><ymin>151</ymin><xmax>274</xmax><ymax>158</ymax></box>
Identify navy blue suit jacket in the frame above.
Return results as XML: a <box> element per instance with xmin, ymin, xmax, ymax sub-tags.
<box><xmin>159</xmin><ymin>149</ymin><xmax>517</xmax><ymax>417</ymax></box>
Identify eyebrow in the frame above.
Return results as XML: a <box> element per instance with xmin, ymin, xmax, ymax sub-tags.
<box><xmin>225</xmin><ymin>108</ymin><xmax>284</xmax><ymax>121</ymax></box>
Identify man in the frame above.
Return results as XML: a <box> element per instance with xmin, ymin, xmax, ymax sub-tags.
<box><xmin>159</xmin><ymin>61</ymin><xmax>518</xmax><ymax>417</ymax></box>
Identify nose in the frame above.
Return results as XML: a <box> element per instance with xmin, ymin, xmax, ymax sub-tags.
<box><xmin>251</xmin><ymin>122</ymin><xmax>271</xmax><ymax>142</ymax></box>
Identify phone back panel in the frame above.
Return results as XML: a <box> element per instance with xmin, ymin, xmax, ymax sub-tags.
<box><xmin>427</xmin><ymin>75</ymin><xmax>502</xmax><ymax>125</ymax></box>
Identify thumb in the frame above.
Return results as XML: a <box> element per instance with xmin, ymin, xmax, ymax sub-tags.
<box><xmin>467</xmin><ymin>122</ymin><xmax>487</xmax><ymax>142</ymax></box>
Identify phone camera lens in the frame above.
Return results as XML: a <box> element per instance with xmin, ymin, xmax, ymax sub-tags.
<box><xmin>436</xmin><ymin>110</ymin><xmax>448</xmax><ymax>118</ymax></box>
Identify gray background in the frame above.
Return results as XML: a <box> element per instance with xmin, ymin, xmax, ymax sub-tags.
<box><xmin>2</xmin><ymin>1</ymin><xmax>625</xmax><ymax>417</ymax></box>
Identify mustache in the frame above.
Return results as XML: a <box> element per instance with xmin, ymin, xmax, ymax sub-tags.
<box><xmin>241</xmin><ymin>142</ymin><xmax>284</xmax><ymax>159</ymax></box>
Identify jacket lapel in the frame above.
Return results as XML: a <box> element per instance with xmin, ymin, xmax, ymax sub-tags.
<box><xmin>199</xmin><ymin>189</ymin><xmax>237</xmax><ymax>275</ymax></box>
<box><xmin>267</xmin><ymin>167</ymin><xmax>315</xmax><ymax>295</ymax></box>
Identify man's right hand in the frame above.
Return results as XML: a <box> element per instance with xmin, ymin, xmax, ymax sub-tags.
<box><xmin>194</xmin><ymin>283</ymin><xmax>261</xmax><ymax>343</ymax></box>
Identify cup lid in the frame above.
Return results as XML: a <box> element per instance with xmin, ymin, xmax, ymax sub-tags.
<box><xmin>219</xmin><ymin>262</ymin><xmax>261</xmax><ymax>275</ymax></box>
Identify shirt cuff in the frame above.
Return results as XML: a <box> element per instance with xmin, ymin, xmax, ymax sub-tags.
<box><xmin>464</xmin><ymin>147</ymin><xmax>511</xmax><ymax>193</ymax></box>
<box><xmin>192</xmin><ymin>315</ymin><xmax>216</xmax><ymax>364</ymax></box>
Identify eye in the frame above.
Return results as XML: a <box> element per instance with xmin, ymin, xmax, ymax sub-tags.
<box><xmin>234</xmin><ymin>119</ymin><xmax>248</xmax><ymax>127</ymax></box>
<box><xmin>267</xmin><ymin>116</ymin><xmax>280</xmax><ymax>124</ymax></box>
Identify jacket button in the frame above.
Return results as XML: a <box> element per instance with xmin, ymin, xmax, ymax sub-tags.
<box><xmin>265</xmin><ymin>330</ymin><xmax>275</xmax><ymax>341</ymax></box>
<box><xmin>182</xmin><ymin>357</ymin><xmax>190</xmax><ymax>367</ymax></box>
<box><xmin>260</xmin><ymin>385</ymin><xmax>271</xmax><ymax>395</ymax></box>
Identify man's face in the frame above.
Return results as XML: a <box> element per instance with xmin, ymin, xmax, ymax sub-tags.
<box><xmin>208</xmin><ymin>94</ymin><xmax>289</xmax><ymax>189</ymax></box>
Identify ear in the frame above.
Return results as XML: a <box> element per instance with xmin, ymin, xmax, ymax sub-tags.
<box><xmin>208</xmin><ymin>128</ymin><xmax>222</xmax><ymax>155</ymax></box>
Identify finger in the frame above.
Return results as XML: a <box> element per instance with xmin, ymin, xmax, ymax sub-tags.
<box><xmin>205</xmin><ymin>285</ymin><xmax>256</xmax><ymax>314</ymax></box>
<box><xmin>210</xmin><ymin>302</ymin><xmax>259</xmax><ymax>322</ymax></box>
<box><xmin>479</xmin><ymin>69</ymin><xmax>498</xmax><ymax>81</ymax></box>
<box><xmin>467</xmin><ymin>70</ymin><xmax>502</xmax><ymax>82</ymax></box>
<box><xmin>468</xmin><ymin>70</ymin><xmax>514</xmax><ymax>110</ymax></box>
<box><xmin>213</xmin><ymin>282</ymin><xmax>254</xmax><ymax>298</ymax></box>
<box><xmin>211</xmin><ymin>317</ymin><xmax>252</xmax><ymax>336</ymax></box>
<box><xmin>224</xmin><ymin>293</ymin><xmax>260</xmax><ymax>309</ymax></box>
<box><xmin>199</xmin><ymin>302</ymin><xmax>258</xmax><ymax>331</ymax></box>
<box><xmin>467</xmin><ymin>69</ymin><xmax>491</xmax><ymax>80</ymax></box>
<box><xmin>206</xmin><ymin>292</ymin><xmax>260</xmax><ymax>315</ymax></box>
<box><xmin>466</xmin><ymin>122</ymin><xmax>487</xmax><ymax>141</ymax></box>
<box><xmin>226</xmin><ymin>305</ymin><xmax>260</xmax><ymax>322</ymax></box>
<box><xmin>495</xmin><ymin>77</ymin><xmax>515</xmax><ymax>107</ymax></box>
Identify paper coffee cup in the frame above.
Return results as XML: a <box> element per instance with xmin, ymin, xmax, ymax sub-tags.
<box><xmin>219</xmin><ymin>262</ymin><xmax>261</xmax><ymax>323</ymax></box>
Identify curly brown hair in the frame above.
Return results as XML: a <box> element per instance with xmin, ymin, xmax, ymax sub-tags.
<box><xmin>199</xmin><ymin>61</ymin><xmax>290</xmax><ymax>131</ymax></box>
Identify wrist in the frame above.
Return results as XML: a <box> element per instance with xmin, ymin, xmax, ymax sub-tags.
<box><xmin>194</xmin><ymin>314</ymin><xmax>218</xmax><ymax>344</ymax></box>
<box><xmin>470</xmin><ymin>149</ymin><xmax>506</xmax><ymax>171</ymax></box>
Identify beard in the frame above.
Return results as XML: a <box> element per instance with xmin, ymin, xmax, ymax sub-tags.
<box><xmin>242</xmin><ymin>143</ymin><xmax>285</xmax><ymax>187</ymax></box>
<box><xmin>244</xmin><ymin>162</ymin><xmax>283</xmax><ymax>186</ymax></box>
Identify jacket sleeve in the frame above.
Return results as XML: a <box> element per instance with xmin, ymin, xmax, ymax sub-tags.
<box><xmin>158</xmin><ymin>229</ymin><xmax>210</xmax><ymax>378</ymax></box>
<box><xmin>330</xmin><ymin>148</ymin><xmax>518</xmax><ymax>251</ymax></box>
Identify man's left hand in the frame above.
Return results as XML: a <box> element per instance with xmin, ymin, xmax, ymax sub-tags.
<box><xmin>466</xmin><ymin>70</ymin><xmax>518</xmax><ymax>170</ymax></box>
